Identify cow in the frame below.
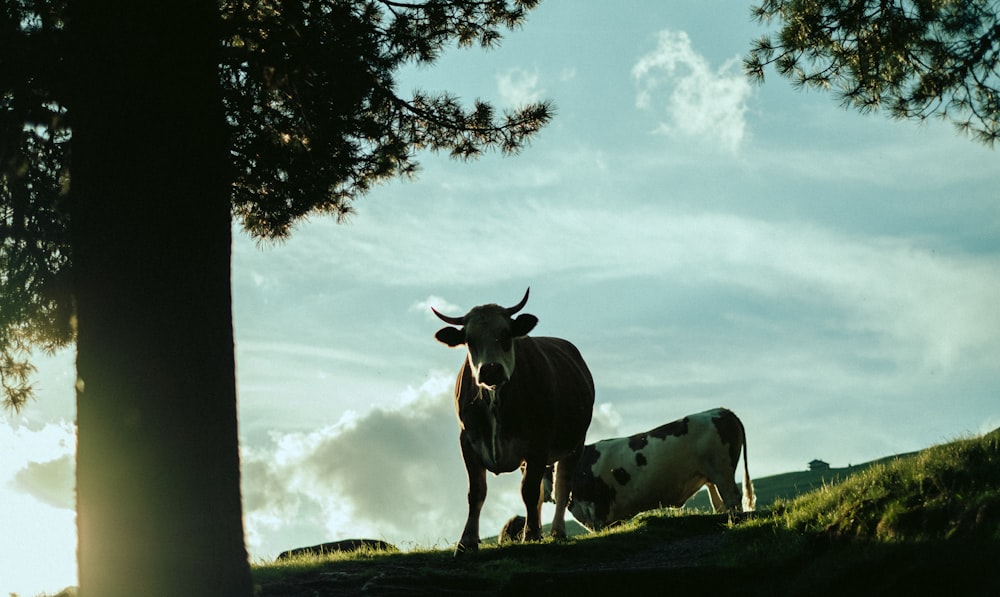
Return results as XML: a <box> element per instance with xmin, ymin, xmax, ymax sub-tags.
<box><xmin>546</xmin><ymin>407</ymin><xmax>755</xmax><ymax>532</ymax></box>
<box><xmin>433</xmin><ymin>288</ymin><xmax>595</xmax><ymax>554</ymax></box>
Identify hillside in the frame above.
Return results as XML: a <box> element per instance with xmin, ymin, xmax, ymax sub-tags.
<box><xmin>684</xmin><ymin>450</ymin><xmax>919</xmax><ymax>512</ymax></box>
<box><xmin>255</xmin><ymin>431</ymin><xmax>999</xmax><ymax>595</ymax></box>
<box><xmin>481</xmin><ymin>450</ymin><xmax>921</xmax><ymax>541</ymax></box>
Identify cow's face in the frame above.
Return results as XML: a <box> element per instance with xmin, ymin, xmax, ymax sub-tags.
<box><xmin>432</xmin><ymin>289</ymin><xmax>537</xmax><ymax>390</ymax></box>
<box><xmin>435</xmin><ymin>305</ymin><xmax>538</xmax><ymax>389</ymax></box>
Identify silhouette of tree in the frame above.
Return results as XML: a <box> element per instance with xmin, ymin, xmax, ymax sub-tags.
<box><xmin>745</xmin><ymin>0</ymin><xmax>1000</xmax><ymax>146</ymax></box>
<box><xmin>69</xmin><ymin>4</ymin><xmax>249</xmax><ymax>595</ymax></box>
<box><xmin>2</xmin><ymin>1</ymin><xmax>550</xmax><ymax>595</ymax></box>
<box><xmin>1</xmin><ymin>0</ymin><xmax>74</xmax><ymax>410</ymax></box>
<box><xmin>1</xmin><ymin>0</ymin><xmax>551</xmax><ymax>410</ymax></box>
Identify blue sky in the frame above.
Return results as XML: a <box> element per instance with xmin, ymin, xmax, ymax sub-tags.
<box><xmin>3</xmin><ymin>2</ymin><xmax>999</xmax><ymax>593</ymax></box>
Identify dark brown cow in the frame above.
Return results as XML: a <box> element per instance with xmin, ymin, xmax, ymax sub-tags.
<box><xmin>433</xmin><ymin>288</ymin><xmax>595</xmax><ymax>554</ymax></box>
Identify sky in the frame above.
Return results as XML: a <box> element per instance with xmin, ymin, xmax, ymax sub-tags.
<box><xmin>3</xmin><ymin>1</ymin><xmax>1000</xmax><ymax>594</ymax></box>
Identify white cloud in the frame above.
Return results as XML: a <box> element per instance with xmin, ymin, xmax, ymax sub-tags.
<box><xmin>410</xmin><ymin>295</ymin><xmax>463</xmax><ymax>321</ymax></box>
<box><xmin>632</xmin><ymin>29</ymin><xmax>752</xmax><ymax>152</ymax></box>
<box><xmin>397</xmin><ymin>372</ymin><xmax>455</xmax><ymax>407</ymax></box>
<box><xmin>587</xmin><ymin>402</ymin><xmax>623</xmax><ymax>442</ymax></box>
<box><xmin>1</xmin><ymin>419</ymin><xmax>76</xmax><ymax>502</ymax></box>
<box><xmin>496</xmin><ymin>67</ymin><xmax>544</xmax><ymax>107</ymax></box>
<box><xmin>12</xmin><ymin>453</ymin><xmax>74</xmax><ymax>510</ymax></box>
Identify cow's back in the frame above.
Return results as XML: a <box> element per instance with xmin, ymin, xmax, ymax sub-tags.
<box><xmin>511</xmin><ymin>336</ymin><xmax>594</xmax><ymax>452</ymax></box>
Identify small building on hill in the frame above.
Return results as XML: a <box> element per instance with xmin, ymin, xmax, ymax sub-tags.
<box><xmin>808</xmin><ymin>459</ymin><xmax>830</xmax><ymax>471</ymax></box>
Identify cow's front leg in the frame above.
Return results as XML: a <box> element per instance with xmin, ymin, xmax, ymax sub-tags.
<box><xmin>455</xmin><ymin>438</ymin><xmax>487</xmax><ymax>556</ymax></box>
<box><xmin>550</xmin><ymin>444</ymin><xmax>582</xmax><ymax>539</ymax></box>
<box><xmin>520</xmin><ymin>456</ymin><xmax>545</xmax><ymax>542</ymax></box>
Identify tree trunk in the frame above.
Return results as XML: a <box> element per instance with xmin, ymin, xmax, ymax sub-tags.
<box><xmin>70</xmin><ymin>2</ymin><xmax>252</xmax><ymax>595</ymax></box>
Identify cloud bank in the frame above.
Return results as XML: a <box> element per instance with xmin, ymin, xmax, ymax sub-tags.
<box><xmin>240</xmin><ymin>370</ymin><xmax>629</xmax><ymax>557</ymax></box>
<box><xmin>243</xmin><ymin>375</ymin><xmax>505</xmax><ymax>554</ymax></box>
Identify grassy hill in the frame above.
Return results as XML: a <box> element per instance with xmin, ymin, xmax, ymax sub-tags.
<box><xmin>684</xmin><ymin>450</ymin><xmax>919</xmax><ymax>512</ymax></box>
<box><xmin>254</xmin><ymin>429</ymin><xmax>1000</xmax><ymax>595</ymax></box>
<box><xmin>480</xmin><ymin>449</ymin><xmax>921</xmax><ymax>541</ymax></box>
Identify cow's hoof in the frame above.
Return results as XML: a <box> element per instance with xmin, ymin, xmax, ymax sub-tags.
<box><xmin>550</xmin><ymin>529</ymin><xmax>567</xmax><ymax>540</ymax></box>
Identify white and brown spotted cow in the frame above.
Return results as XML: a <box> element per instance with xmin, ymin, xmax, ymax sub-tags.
<box><xmin>555</xmin><ymin>407</ymin><xmax>755</xmax><ymax>531</ymax></box>
<box><xmin>433</xmin><ymin>288</ymin><xmax>595</xmax><ymax>554</ymax></box>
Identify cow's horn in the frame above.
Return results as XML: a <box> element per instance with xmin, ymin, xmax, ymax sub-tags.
<box><xmin>504</xmin><ymin>288</ymin><xmax>530</xmax><ymax>316</ymax></box>
<box><xmin>431</xmin><ymin>307</ymin><xmax>466</xmax><ymax>326</ymax></box>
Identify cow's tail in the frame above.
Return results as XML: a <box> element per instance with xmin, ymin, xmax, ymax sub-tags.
<box><xmin>739</xmin><ymin>416</ymin><xmax>756</xmax><ymax>512</ymax></box>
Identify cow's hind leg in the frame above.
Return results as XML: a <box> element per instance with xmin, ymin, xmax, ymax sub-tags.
<box><xmin>708</xmin><ymin>473</ymin><xmax>743</xmax><ymax>514</ymax></box>
<box><xmin>550</xmin><ymin>445</ymin><xmax>582</xmax><ymax>539</ymax></box>
<box><xmin>706</xmin><ymin>482</ymin><xmax>726</xmax><ymax>512</ymax></box>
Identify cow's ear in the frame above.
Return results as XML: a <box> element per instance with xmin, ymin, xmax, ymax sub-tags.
<box><xmin>435</xmin><ymin>326</ymin><xmax>466</xmax><ymax>347</ymax></box>
<box><xmin>511</xmin><ymin>313</ymin><xmax>538</xmax><ymax>337</ymax></box>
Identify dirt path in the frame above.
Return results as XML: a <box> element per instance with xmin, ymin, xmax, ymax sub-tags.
<box><xmin>258</xmin><ymin>533</ymin><xmax>730</xmax><ymax>596</ymax></box>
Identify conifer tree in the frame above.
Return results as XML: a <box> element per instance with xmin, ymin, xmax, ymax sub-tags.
<box><xmin>2</xmin><ymin>0</ymin><xmax>551</xmax><ymax>410</ymax></box>
<box><xmin>1</xmin><ymin>1</ymin><xmax>550</xmax><ymax>595</ymax></box>
<box><xmin>745</xmin><ymin>0</ymin><xmax>1000</xmax><ymax>146</ymax></box>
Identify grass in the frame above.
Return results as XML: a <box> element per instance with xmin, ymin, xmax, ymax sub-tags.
<box><xmin>728</xmin><ymin>429</ymin><xmax>1000</xmax><ymax>547</ymax></box>
<box><xmin>713</xmin><ymin>429</ymin><xmax>1000</xmax><ymax>594</ymax></box>
<box><xmin>252</xmin><ymin>429</ymin><xmax>1000</xmax><ymax>594</ymax></box>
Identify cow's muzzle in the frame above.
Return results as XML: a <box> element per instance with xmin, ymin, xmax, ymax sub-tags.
<box><xmin>476</xmin><ymin>362</ymin><xmax>508</xmax><ymax>388</ymax></box>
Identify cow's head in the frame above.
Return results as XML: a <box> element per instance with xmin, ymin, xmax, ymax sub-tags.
<box><xmin>432</xmin><ymin>288</ymin><xmax>537</xmax><ymax>389</ymax></box>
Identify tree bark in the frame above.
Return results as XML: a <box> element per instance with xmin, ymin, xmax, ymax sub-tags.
<box><xmin>70</xmin><ymin>2</ymin><xmax>252</xmax><ymax>595</ymax></box>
